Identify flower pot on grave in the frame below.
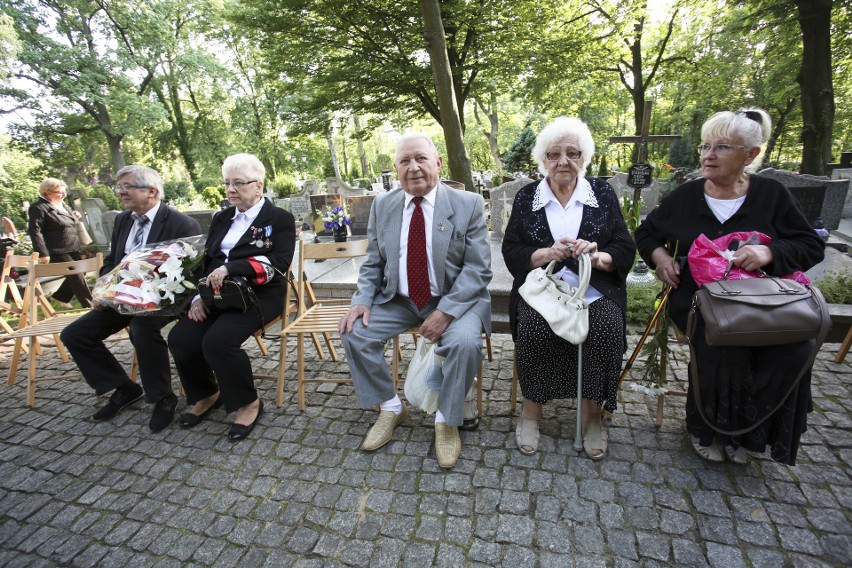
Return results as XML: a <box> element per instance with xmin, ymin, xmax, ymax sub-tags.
<box><xmin>333</xmin><ymin>228</ymin><xmax>347</xmax><ymax>242</ymax></box>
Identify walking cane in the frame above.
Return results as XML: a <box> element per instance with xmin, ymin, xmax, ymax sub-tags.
<box><xmin>571</xmin><ymin>253</ymin><xmax>592</xmax><ymax>453</ymax></box>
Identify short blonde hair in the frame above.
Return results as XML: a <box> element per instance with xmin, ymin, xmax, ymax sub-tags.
<box><xmin>532</xmin><ymin>117</ymin><xmax>595</xmax><ymax>178</ymax></box>
<box><xmin>701</xmin><ymin>108</ymin><xmax>772</xmax><ymax>172</ymax></box>
<box><xmin>39</xmin><ymin>178</ymin><xmax>66</xmax><ymax>197</ymax></box>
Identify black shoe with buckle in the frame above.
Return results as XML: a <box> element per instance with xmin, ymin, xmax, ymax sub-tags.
<box><xmin>92</xmin><ymin>383</ymin><xmax>144</xmax><ymax>421</ymax></box>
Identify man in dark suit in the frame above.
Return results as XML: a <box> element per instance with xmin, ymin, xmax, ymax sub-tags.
<box><xmin>61</xmin><ymin>165</ymin><xmax>201</xmax><ymax>432</ymax></box>
<box><xmin>338</xmin><ymin>134</ymin><xmax>492</xmax><ymax>469</ymax></box>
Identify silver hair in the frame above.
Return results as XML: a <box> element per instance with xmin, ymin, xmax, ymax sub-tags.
<box><xmin>532</xmin><ymin>116</ymin><xmax>595</xmax><ymax>178</ymax></box>
<box><xmin>222</xmin><ymin>153</ymin><xmax>266</xmax><ymax>183</ymax></box>
<box><xmin>115</xmin><ymin>165</ymin><xmax>164</xmax><ymax>200</ymax></box>
<box><xmin>701</xmin><ymin>108</ymin><xmax>772</xmax><ymax>172</ymax></box>
<box><xmin>394</xmin><ymin>133</ymin><xmax>439</xmax><ymax>163</ymax></box>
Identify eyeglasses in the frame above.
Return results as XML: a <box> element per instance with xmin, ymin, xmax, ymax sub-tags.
<box><xmin>697</xmin><ymin>143</ymin><xmax>748</xmax><ymax>156</ymax></box>
<box><xmin>113</xmin><ymin>184</ymin><xmax>150</xmax><ymax>193</ymax></box>
<box><xmin>221</xmin><ymin>180</ymin><xmax>257</xmax><ymax>189</ymax></box>
<box><xmin>545</xmin><ymin>150</ymin><xmax>582</xmax><ymax>161</ymax></box>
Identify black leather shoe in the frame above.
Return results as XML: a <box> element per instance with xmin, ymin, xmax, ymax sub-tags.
<box><xmin>178</xmin><ymin>397</ymin><xmax>223</xmax><ymax>429</ymax></box>
<box><xmin>228</xmin><ymin>400</ymin><xmax>263</xmax><ymax>441</ymax></box>
<box><xmin>459</xmin><ymin>417</ymin><xmax>480</xmax><ymax>431</ymax></box>
<box><xmin>149</xmin><ymin>395</ymin><xmax>178</xmax><ymax>433</ymax></box>
<box><xmin>92</xmin><ymin>383</ymin><xmax>144</xmax><ymax>421</ymax></box>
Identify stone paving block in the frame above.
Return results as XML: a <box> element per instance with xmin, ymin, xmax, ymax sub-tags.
<box><xmin>705</xmin><ymin>542</ymin><xmax>746</xmax><ymax>568</ymax></box>
<box><xmin>671</xmin><ymin>537</ymin><xmax>710</xmax><ymax>567</ymax></box>
<box><xmin>402</xmin><ymin>541</ymin><xmax>437</xmax><ymax>567</ymax></box>
<box><xmin>777</xmin><ymin>525</ymin><xmax>824</xmax><ymax>556</ymax></box>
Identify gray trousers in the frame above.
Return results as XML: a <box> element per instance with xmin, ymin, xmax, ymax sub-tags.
<box><xmin>341</xmin><ymin>295</ymin><xmax>484</xmax><ymax>426</ymax></box>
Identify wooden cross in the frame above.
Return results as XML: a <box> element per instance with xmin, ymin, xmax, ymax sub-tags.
<box><xmin>609</xmin><ymin>101</ymin><xmax>681</xmax><ymax>164</ymax></box>
<box><xmin>609</xmin><ymin>101</ymin><xmax>682</xmax><ymax>231</ymax></box>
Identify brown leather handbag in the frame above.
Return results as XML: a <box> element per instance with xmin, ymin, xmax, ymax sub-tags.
<box><xmin>686</xmin><ymin>276</ymin><xmax>831</xmax><ymax>436</ymax></box>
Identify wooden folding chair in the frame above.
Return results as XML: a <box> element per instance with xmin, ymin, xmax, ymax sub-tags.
<box><xmin>391</xmin><ymin>328</ymin><xmax>492</xmax><ymax>418</ymax></box>
<box><xmin>3</xmin><ymin>253</ymin><xmax>136</xmax><ymax>405</ymax></box>
<box><xmin>0</xmin><ymin>251</ymin><xmax>38</xmax><ymax>340</ymax></box>
<box><xmin>836</xmin><ymin>326</ymin><xmax>852</xmax><ymax>364</ymax></box>
<box><xmin>276</xmin><ymin>239</ymin><xmax>369</xmax><ymax>409</ymax></box>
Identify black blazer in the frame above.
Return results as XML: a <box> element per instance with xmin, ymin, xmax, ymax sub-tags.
<box><xmin>103</xmin><ymin>204</ymin><xmax>201</xmax><ymax>276</ymax></box>
<box><xmin>28</xmin><ymin>197</ymin><xmax>80</xmax><ymax>256</ymax></box>
<box><xmin>501</xmin><ymin>178</ymin><xmax>636</xmax><ymax>339</ymax></box>
<box><xmin>203</xmin><ymin>199</ymin><xmax>296</xmax><ymax>297</ymax></box>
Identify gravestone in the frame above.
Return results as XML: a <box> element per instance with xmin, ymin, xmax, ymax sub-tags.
<box><xmin>275</xmin><ymin>198</ymin><xmax>291</xmax><ymax>212</ymax></box>
<box><xmin>309</xmin><ymin>193</ymin><xmax>344</xmax><ymax>236</ymax></box>
<box><xmin>490</xmin><ymin>176</ymin><xmax>533</xmax><ymax>238</ymax></box>
<box><xmin>346</xmin><ymin>195</ymin><xmax>375</xmax><ymax>236</ymax></box>
<box><xmin>304</xmin><ymin>180</ymin><xmax>321</xmax><ymax>195</ymax></box>
<box><xmin>289</xmin><ymin>193</ymin><xmax>312</xmax><ymax>226</ymax></box>
<box><xmin>101</xmin><ymin>211</ymin><xmax>119</xmax><ymax>244</ymax></box>
<box><xmin>830</xmin><ymin>169</ymin><xmax>852</xmax><ymax>217</ymax></box>
<box><xmin>325</xmin><ymin>177</ymin><xmax>341</xmax><ymax>193</ymax></box>
<box><xmin>606</xmin><ymin>173</ymin><xmax>667</xmax><ymax>213</ymax></box>
<box><xmin>79</xmin><ymin>198</ymin><xmax>110</xmax><ymax>247</ymax></box>
<box><xmin>184</xmin><ymin>210</ymin><xmax>216</xmax><ymax>235</ymax></box>
<box><xmin>757</xmin><ymin>168</ymin><xmax>850</xmax><ymax>230</ymax></box>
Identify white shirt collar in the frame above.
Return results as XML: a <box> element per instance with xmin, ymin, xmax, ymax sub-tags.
<box><xmin>139</xmin><ymin>201</ymin><xmax>161</xmax><ymax>221</ymax></box>
<box><xmin>532</xmin><ymin>177</ymin><xmax>597</xmax><ymax>211</ymax></box>
<box><xmin>404</xmin><ymin>185</ymin><xmax>438</xmax><ymax>209</ymax></box>
<box><xmin>233</xmin><ymin>198</ymin><xmax>266</xmax><ymax>222</ymax></box>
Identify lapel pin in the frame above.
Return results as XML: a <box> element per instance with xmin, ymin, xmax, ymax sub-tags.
<box><xmin>438</xmin><ymin>223</ymin><xmax>445</xmax><ymax>232</ymax></box>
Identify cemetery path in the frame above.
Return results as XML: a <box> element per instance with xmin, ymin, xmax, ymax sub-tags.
<box><xmin>0</xmin><ymin>329</ymin><xmax>850</xmax><ymax>567</ymax></box>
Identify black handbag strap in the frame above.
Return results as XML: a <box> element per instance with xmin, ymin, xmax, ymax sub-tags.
<box><xmin>687</xmin><ymin>284</ymin><xmax>831</xmax><ymax>437</ymax></box>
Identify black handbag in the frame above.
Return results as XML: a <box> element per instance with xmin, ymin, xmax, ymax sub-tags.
<box><xmin>199</xmin><ymin>276</ymin><xmax>257</xmax><ymax>313</ymax></box>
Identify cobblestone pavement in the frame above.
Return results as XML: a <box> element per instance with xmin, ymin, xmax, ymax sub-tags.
<box><xmin>0</xmin><ymin>330</ymin><xmax>850</xmax><ymax>567</ymax></box>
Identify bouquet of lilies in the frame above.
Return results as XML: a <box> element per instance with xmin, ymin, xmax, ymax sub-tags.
<box><xmin>318</xmin><ymin>205</ymin><xmax>351</xmax><ymax>232</ymax></box>
<box><xmin>92</xmin><ymin>235</ymin><xmax>206</xmax><ymax>315</ymax></box>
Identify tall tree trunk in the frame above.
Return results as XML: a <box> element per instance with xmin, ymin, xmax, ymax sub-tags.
<box><xmin>420</xmin><ymin>0</ymin><xmax>475</xmax><ymax>192</ymax></box>
<box><xmin>326</xmin><ymin>127</ymin><xmax>354</xmax><ymax>190</ymax></box>
<box><xmin>474</xmin><ymin>94</ymin><xmax>503</xmax><ymax>172</ymax></box>
<box><xmin>796</xmin><ymin>0</ymin><xmax>834</xmax><ymax>175</ymax></box>
<box><xmin>765</xmin><ymin>97</ymin><xmax>799</xmax><ymax>166</ymax></box>
<box><xmin>353</xmin><ymin>114</ymin><xmax>369</xmax><ymax>178</ymax></box>
<box><xmin>105</xmin><ymin>132</ymin><xmax>125</xmax><ymax>172</ymax></box>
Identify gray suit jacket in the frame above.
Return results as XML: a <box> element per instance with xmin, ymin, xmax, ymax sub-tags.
<box><xmin>351</xmin><ymin>182</ymin><xmax>493</xmax><ymax>334</ymax></box>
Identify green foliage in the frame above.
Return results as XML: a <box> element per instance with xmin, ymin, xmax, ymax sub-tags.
<box><xmin>163</xmin><ymin>180</ymin><xmax>194</xmax><ymax>204</ymax></box>
<box><xmin>597</xmin><ymin>154</ymin><xmax>609</xmax><ymax>177</ymax></box>
<box><xmin>814</xmin><ymin>269</ymin><xmax>852</xmax><ymax>304</ymax></box>
<box><xmin>200</xmin><ymin>185</ymin><xmax>226</xmax><ymax>209</ymax></box>
<box><xmin>503</xmin><ymin>127</ymin><xmax>536</xmax><ymax>176</ymax></box>
<box><xmin>626</xmin><ymin>285</ymin><xmax>658</xmax><ymax>326</ymax></box>
<box><xmin>86</xmin><ymin>185</ymin><xmax>121</xmax><ymax>212</ymax></box>
<box><xmin>0</xmin><ymin>137</ymin><xmax>42</xmax><ymax>227</ymax></box>
<box><xmin>620</xmin><ymin>195</ymin><xmax>643</xmax><ymax>236</ymax></box>
<box><xmin>667</xmin><ymin>136</ymin><xmax>696</xmax><ymax>168</ymax></box>
<box><xmin>267</xmin><ymin>176</ymin><xmax>298</xmax><ymax>198</ymax></box>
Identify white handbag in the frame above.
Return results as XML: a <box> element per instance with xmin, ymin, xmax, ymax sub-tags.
<box><xmin>404</xmin><ymin>337</ymin><xmax>443</xmax><ymax>414</ymax></box>
<box><xmin>518</xmin><ymin>253</ymin><xmax>591</xmax><ymax>345</ymax></box>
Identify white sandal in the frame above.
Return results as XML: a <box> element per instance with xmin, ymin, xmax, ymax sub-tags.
<box><xmin>691</xmin><ymin>435</ymin><xmax>724</xmax><ymax>463</ymax></box>
<box><xmin>515</xmin><ymin>416</ymin><xmax>540</xmax><ymax>455</ymax></box>
<box><xmin>724</xmin><ymin>444</ymin><xmax>750</xmax><ymax>465</ymax></box>
<box><xmin>583</xmin><ymin>418</ymin><xmax>607</xmax><ymax>461</ymax></box>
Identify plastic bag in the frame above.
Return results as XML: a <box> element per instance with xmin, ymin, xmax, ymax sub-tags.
<box><xmin>92</xmin><ymin>235</ymin><xmax>206</xmax><ymax>316</ymax></box>
<box><xmin>687</xmin><ymin>231</ymin><xmax>810</xmax><ymax>287</ymax></box>
<box><xmin>404</xmin><ymin>337</ymin><xmax>443</xmax><ymax>414</ymax></box>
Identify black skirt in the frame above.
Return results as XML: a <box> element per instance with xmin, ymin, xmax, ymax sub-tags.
<box><xmin>686</xmin><ymin>318</ymin><xmax>814</xmax><ymax>465</ymax></box>
<box><xmin>515</xmin><ymin>296</ymin><xmax>624</xmax><ymax>412</ymax></box>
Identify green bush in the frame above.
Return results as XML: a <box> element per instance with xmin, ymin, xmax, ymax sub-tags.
<box><xmin>164</xmin><ymin>180</ymin><xmax>194</xmax><ymax>203</ymax></box>
<box><xmin>200</xmin><ymin>185</ymin><xmax>226</xmax><ymax>208</ymax></box>
<box><xmin>814</xmin><ymin>269</ymin><xmax>852</xmax><ymax>304</ymax></box>
<box><xmin>87</xmin><ymin>184</ymin><xmax>121</xmax><ymax>211</ymax></box>
<box><xmin>626</xmin><ymin>285</ymin><xmax>660</xmax><ymax>326</ymax></box>
<box><xmin>267</xmin><ymin>176</ymin><xmax>298</xmax><ymax>197</ymax></box>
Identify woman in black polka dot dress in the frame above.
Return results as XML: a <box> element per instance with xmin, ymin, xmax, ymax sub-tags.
<box><xmin>502</xmin><ymin>117</ymin><xmax>635</xmax><ymax>460</ymax></box>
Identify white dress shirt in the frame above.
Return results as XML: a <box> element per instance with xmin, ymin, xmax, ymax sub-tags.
<box><xmin>221</xmin><ymin>199</ymin><xmax>266</xmax><ymax>260</ymax></box>
<box><xmin>124</xmin><ymin>202</ymin><xmax>161</xmax><ymax>253</ymax></box>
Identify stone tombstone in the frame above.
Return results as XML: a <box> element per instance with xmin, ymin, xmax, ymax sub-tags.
<box><xmin>831</xmin><ymin>169</ymin><xmax>852</xmax><ymax>217</ymax></box>
<box><xmin>289</xmin><ymin>193</ymin><xmax>311</xmax><ymax>225</ymax></box>
<box><xmin>325</xmin><ymin>177</ymin><xmax>341</xmax><ymax>193</ymax></box>
<box><xmin>490</xmin><ymin>176</ymin><xmax>533</xmax><ymax>238</ymax></box>
<box><xmin>346</xmin><ymin>195</ymin><xmax>375</xmax><ymax>236</ymax></box>
<box><xmin>309</xmin><ymin>193</ymin><xmax>344</xmax><ymax>235</ymax></box>
<box><xmin>275</xmin><ymin>198</ymin><xmax>291</xmax><ymax>212</ymax></box>
<box><xmin>184</xmin><ymin>210</ymin><xmax>216</xmax><ymax>236</ymax></box>
<box><xmin>606</xmin><ymin>172</ymin><xmax>667</xmax><ymax>214</ymax></box>
<box><xmin>303</xmin><ymin>179</ymin><xmax>321</xmax><ymax>195</ymax></box>
<box><xmin>79</xmin><ymin>197</ymin><xmax>110</xmax><ymax>246</ymax></box>
<box><xmin>101</xmin><ymin>211</ymin><xmax>120</xmax><ymax>245</ymax></box>
<box><xmin>757</xmin><ymin>168</ymin><xmax>850</xmax><ymax>230</ymax></box>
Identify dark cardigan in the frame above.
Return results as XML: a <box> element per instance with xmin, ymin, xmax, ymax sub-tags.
<box><xmin>635</xmin><ymin>176</ymin><xmax>825</xmax><ymax>330</ymax></box>
<box><xmin>501</xmin><ymin>178</ymin><xmax>636</xmax><ymax>340</ymax></box>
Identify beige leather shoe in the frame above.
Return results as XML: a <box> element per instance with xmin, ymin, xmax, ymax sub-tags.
<box><xmin>434</xmin><ymin>422</ymin><xmax>461</xmax><ymax>469</ymax></box>
<box><xmin>361</xmin><ymin>405</ymin><xmax>408</xmax><ymax>451</ymax></box>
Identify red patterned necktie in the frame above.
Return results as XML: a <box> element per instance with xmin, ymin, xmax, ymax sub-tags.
<box><xmin>407</xmin><ymin>196</ymin><xmax>431</xmax><ymax>310</ymax></box>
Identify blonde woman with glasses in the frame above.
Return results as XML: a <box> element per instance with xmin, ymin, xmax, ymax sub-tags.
<box><xmin>635</xmin><ymin>108</ymin><xmax>825</xmax><ymax>465</ymax></box>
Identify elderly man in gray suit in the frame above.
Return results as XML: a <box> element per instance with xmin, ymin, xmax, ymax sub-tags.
<box><xmin>339</xmin><ymin>133</ymin><xmax>492</xmax><ymax>469</ymax></box>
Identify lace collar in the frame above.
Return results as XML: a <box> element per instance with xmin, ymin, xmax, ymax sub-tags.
<box><xmin>532</xmin><ymin>177</ymin><xmax>598</xmax><ymax>211</ymax></box>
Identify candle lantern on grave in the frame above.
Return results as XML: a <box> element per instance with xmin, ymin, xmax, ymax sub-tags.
<box><xmin>381</xmin><ymin>170</ymin><xmax>393</xmax><ymax>191</ymax></box>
